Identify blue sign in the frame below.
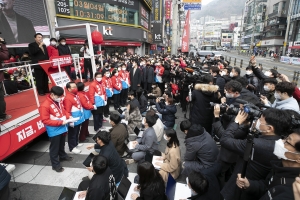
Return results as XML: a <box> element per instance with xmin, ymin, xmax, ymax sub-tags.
<box><xmin>184</xmin><ymin>3</ymin><xmax>201</xmax><ymax>10</ymax></box>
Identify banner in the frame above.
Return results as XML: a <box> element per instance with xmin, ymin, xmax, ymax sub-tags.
<box><xmin>181</xmin><ymin>10</ymin><xmax>190</xmax><ymax>52</ymax></box>
<box><xmin>153</xmin><ymin>23</ymin><xmax>163</xmax><ymax>43</ymax></box>
<box><xmin>165</xmin><ymin>0</ymin><xmax>172</xmax><ymax>19</ymax></box>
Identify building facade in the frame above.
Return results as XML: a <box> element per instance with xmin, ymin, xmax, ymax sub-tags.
<box><xmin>288</xmin><ymin>0</ymin><xmax>300</xmax><ymax>53</ymax></box>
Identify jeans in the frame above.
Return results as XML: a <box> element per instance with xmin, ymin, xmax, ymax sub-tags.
<box><xmin>132</xmin><ymin>151</ymin><xmax>146</xmax><ymax>162</ymax></box>
<box><xmin>49</xmin><ymin>134</ymin><xmax>68</xmax><ymax>169</ymax></box>
<box><xmin>0</xmin><ymin>183</ymin><xmax>9</xmax><ymax>200</ymax></box>
<box><xmin>68</xmin><ymin>124</ymin><xmax>81</xmax><ymax>151</ymax></box>
<box><xmin>93</xmin><ymin>113</ymin><xmax>103</xmax><ymax>131</ymax></box>
<box><xmin>113</xmin><ymin>93</ymin><xmax>121</xmax><ymax>109</ymax></box>
<box><xmin>0</xmin><ymin>83</ymin><xmax>6</xmax><ymax>118</ymax></box>
<box><xmin>120</xmin><ymin>88</ymin><xmax>128</xmax><ymax>106</ymax></box>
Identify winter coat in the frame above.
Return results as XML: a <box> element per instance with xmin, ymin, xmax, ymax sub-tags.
<box><xmin>151</xmin><ymin>86</ymin><xmax>162</xmax><ymax>97</ymax></box>
<box><xmin>182</xmin><ymin>131</ymin><xmax>219</xmax><ymax>176</ymax></box>
<box><xmin>239</xmin><ymin>88</ymin><xmax>261</xmax><ymax>106</ymax></box>
<box><xmin>142</xmin><ymin>66</ymin><xmax>155</xmax><ymax>83</ymax></box>
<box><xmin>267</xmin><ymin>97</ymin><xmax>300</xmax><ymax>113</ymax></box>
<box><xmin>159</xmin><ymin>144</ymin><xmax>181</xmax><ymax>183</ymax></box>
<box><xmin>189</xmin><ymin>84</ymin><xmax>219</xmax><ymax>133</ymax></box>
<box><xmin>125</xmin><ymin>107</ymin><xmax>142</xmax><ymax>135</ymax></box>
<box><xmin>244</xmin><ymin>73</ymin><xmax>259</xmax><ymax>92</ymax></box>
<box><xmin>220</xmin><ymin>121</ymin><xmax>280</xmax><ymax>200</ymax></box>
<box><xmin>135</xmin><ymin>127</ymin><xmax>158</xmax><ymax>154</ymax></box>
<box><xmin>77</xmin><ymin>91</ymin><xmax>94</xmax><ymax>120</ymax></box>
<box><xmin>57</xmin><ymin>44</ymin><xmax>71</xmax><ymax>55</ymax></box>
<box><xmin>88</xmin><ymin>80</ymin><xmax>107</xmax><ymax>107</ymax></box>
<box><xmin>110</xmin><ymin>123</ymin><xmax>128</xmax><ymax>156</ymax></box>
<box><xmin>130</xmin><ymin>67</ymin><xmax>142</xmax><ymax>91</ymax></box>
<box><xmin>136</xmin><ymin>181</ymin><xmax>167</xmax><ymax>200</ymax></box>
<box><xmin>138</xmin><ymin>94</ymin><xmax>148</xmax><ymax>113</ymax></box>
<box><xmin>111</xmin><ymin>75</ymin><xmax>122</xmax><ymax>94</ymax></box>
<box><xmin>63</xmin><ymin>91</ymin><xmax>85</xmax><ymax>126</ymax></box>
<box><xmin>46</xmin><ymin>45</ymin><xmax>59</xmax><ymax>58</ymax></box>
<box><xmin>155</xmin><ymin>103</ymin><xmax>177</xmax><ymax>128</ymax></box>
<box><xmin>119</xmin><ymin>70</ymin><xmax>130</xmax><ymax>89</ymax></box>
<box><xmin>214</xmin><ymin>75</ymin><xmax>225</xmax><ymax>96</ymax></box>
<box><xmin>0</xmin><ymin>165</ymin><xmax>11</xmax><ymax>190</ymax></box>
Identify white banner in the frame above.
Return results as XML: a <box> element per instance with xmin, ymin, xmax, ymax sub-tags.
<box><xmin>280</xmin><ymin>56</ymin><xmax>300</xmax><ymax>65</ymax></box>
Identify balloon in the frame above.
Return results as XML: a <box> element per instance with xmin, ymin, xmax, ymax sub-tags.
<box><xmin>91</xmin><ymin>31</ymin><xmax>103</xmax><ymax>44</ymax></box>
<box><xmin>7</xmin><ymin>67</ymin><xmax>17</xmax><ymax>74</ymax></box>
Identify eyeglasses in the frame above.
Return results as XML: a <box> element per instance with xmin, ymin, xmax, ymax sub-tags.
<box><xmin>284</xmin><ymin>137</ymin><xmax>296</xmax><ymax>149</ymax></box>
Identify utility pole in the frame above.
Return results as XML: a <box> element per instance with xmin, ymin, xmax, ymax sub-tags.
<box><xmin>171</xmin><ymin>0</ymin><xmax>179</xmax><ymax>55</ymax></box>
<box><xmin>250</xmin><ymin>0</ymin><xmax>257</xmax><ymax>53</ymax></box>
<box><xmin>239</xmin><ymin>9</ymin><xmax>244</xmax><ymax>52</ymax></box>
<box><xmin>283</xmin><ymin>0</ymin><xmax>294</xmax><ymax>56</ymax></box>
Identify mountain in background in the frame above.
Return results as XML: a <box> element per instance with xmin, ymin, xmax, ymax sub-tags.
<box><xmin>191</xmin><ymin>0</ymin><xmax>246</xmax><ymax>19</ymax></box>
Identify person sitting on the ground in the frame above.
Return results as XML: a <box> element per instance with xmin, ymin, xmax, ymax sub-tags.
<box><xmin>136</xmin><ymin>88</ymin><xmax>148</xmax><ymax>114</ymax></box>
<box><xmin>126</xmin><ymin>115</ymin><xmax>158</xmax><ymax>164</ymax></box>
<box><xmin>155</xmin><ymin>97</ymin><xmax>177</xmax><ymax>129</ymax></box>
<box><xmin>146</xmin><ymin>110</ymin><xmax>164</xmax><ymax>142</ymax></box>
<box><xmin>109</xmin><ymin>113</ymin><xmax>128</xmax><ymax>156</ymax></box>
<box><xmin>77</xmin><ymin>155</ymin><xmax>117</xmax><ymax>200</ymax></box>
<box><xmin>154</xmin><ymin>129</ymin><xmax>181</xmax><ymax>183</ymax></box>
<box><xmin>128</xmin><ymin>90</ymin><xmax>140</xmax><ymax>108</ymax></box>
<box><xmin>125</xmin><ymin>101</ymin><xmax>142</xmax><ymax>136</ymax></box>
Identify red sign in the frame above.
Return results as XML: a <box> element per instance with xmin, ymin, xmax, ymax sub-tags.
<box><xmin>151</xmin><ymin>44</ymin><xmax>157</xmax><ymax>50</ymax></box>
<box><xmin>50</xmin><ymin>55</ymin><xmax>73</xmax><ymax>68</ymax></box>
<box><xmin>0</xmin><ymin>116</ymin><xmax>46</xmax><ymax>160</ymax></box>
<box><xmin>181</xmin><ymin>11</ymin><xmax>190</xmax><ymax>53</ymax></box>
<box><xmin>165</xmin><ymin>0</ymin><xmax>172</xmax><ymax>20</ymax></box>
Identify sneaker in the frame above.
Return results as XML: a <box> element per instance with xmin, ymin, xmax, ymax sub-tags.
<box><xmin>125</xmin><ymin>159</ymin><xmax>134</xmax><ymax>165</ymax></box>
<box><xmin>52</xmin><ymin>167</ymin><xmax>64</xmax><ymax>173</ymax></box>
<box><xmin>77</xmin><ymin>143</ymin><xmax>84</xmax><ymax>147</ymax></box>
<box><xmin>71</xmin><ymin>147</ymin><xmax>81</xmax><ymax>154</ymax></box>
<box><xmin>0</xmin><ymin>115</ymin><xmax>12</xmax><ymax>122</ymax></box>
<box><xmin>60</xmin><ymin>156</ymin><xmax>73</xmax><ymax>162</ymax></box>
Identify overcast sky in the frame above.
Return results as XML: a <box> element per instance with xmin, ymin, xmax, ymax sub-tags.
<box><xmin>202</xmin><ymin>0</ymin><xmax>213</xmax><ymax>5</ymax></box>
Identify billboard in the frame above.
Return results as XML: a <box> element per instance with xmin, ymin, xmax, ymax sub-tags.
<box><xmin>153</xmin><ymin>23</ymin><xmax>163</xmax><ymax>43</ymax></box>
<box><xmin>0</xmin><ymin>0</ymin><xmax>49</xmax><ymax>46</ymax></box>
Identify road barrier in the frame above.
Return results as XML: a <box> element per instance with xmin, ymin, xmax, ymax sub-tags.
<box><xmin>240</xmin><ymin>60</ymin><xmax>243</xmax><ymax>68</ymax></box>
<box><xmin>234</xmin><ymin>58</ymin><xmax>236</xmax><ymax>66</ymax></box>
<box><xmin>273</xmin><ymin>66</ymin><xmax>278</xmax><ymax>70</ymax></box>
<box><xmin>292</xmin><ymin>71</ymin><xmax>300</xmax><ymax>85</ymax></box>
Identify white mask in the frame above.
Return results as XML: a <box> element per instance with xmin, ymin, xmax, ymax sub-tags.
<box><xmin>274</xmin><ymin>92</ymin><xmax>281</xmax><ymax>100</ymax></box>
<box><xmin>165</xmin><ymin>85</ymin><xmax>167</xmax><ymax>88</ymax></box>
<box><xmin>273</xmin><ymin>139</ymin><xmax>300</xmax><ymax>161</ymax></box>
<box><xmin>264</xmin><ymin>71</ymin><xmax>272</xmax><ymax>77</ymax></box>
<box><xmin>163</xmin><ymin>134</ymin><xmax>169</xmax><ymax>141</ymax></box>
<box><xmin>105</xmin><ymin>74</ymin><xmax>110</xmax><ymax>78</ymax></box>
<box><xmin>96</xmin><ymin>78</ymin><xmax>102</xmax><ymax>82</ymax></box>
<box><xmin>115</xmin><ymin>73</ymin><xmax>119</xmax><ymax>76</ymax></box>
<box><xmin>255</xmin><ymin>119</ymin><xmax>262</xmax><ymax>132</ymax></box>
<box><xmin>229</xmin><ymin>72</ymin><xmax>234</xmax><ymax>77</ymax></box>
<box><xmin>118</xmin><ymin>68</ymin><xmax>121</xmax><ymax>71</ymax></box>
<box><xmin>61</xmin><ymin>42</ymin><xmax>66</xmax><ymax>45</ymax></box>
<box><xmin>152</xmin><ymin>86</ymin><xmax>155</xmax><ymax>88</ymax></box>
<box><xmin>51</xmin><ymin>41</ymin><xmax>57</xmax><ymax>46</ymax></box>
<box><xmin>225</xmin><ymin>93</ymin><xmax>234</xmax><ymax>98</ymax></box>
<box><xmin>221</xmin><ymin>71</ymin><xmax>226</xmax><ymax>76</ymax></box>
<box><xmin>54</xmin><ymin>97</ymin><xmax>61</xmax><ymax>102</ymax></box>
<box><xmin>246</xmin><ymin>71</ymin><xmax>252</xmax><ymax>75</ymax></box>
<box><xmin>122</xmin><ymin>68</ymin><xmax>126</xmax><ymax>71</ymax></box>
<box><xmin>263</xmin><ymin>85</ymin><xmax>270</xmax><ymax>92</ymax></box>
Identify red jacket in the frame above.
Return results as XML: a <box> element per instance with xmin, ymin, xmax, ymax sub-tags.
<box><xmin>111</xmin><ymin>75</ymin><xmax>122</xmax><ymax>91</ymax></box>
<box><xmin>119</xmin><ymin>70</ymin><xmax>130</xmax><ymax>85</ymax></box>
<box><xmin>77</xmin><ymin>91</ymin><xmax>94</xmax><ymax>110</ymax></box>
<box><xmin>293</xmin><ymin>87</ymin><xmax>300</xmax><ymax>102</ymax></box>
<box><xmin>88</xmin><ymin>80</ymin><xmax>107</xmax><ymax>104</ymax></box>
<box><xmin>39</xmin><ymin>95</ymin><xmax>70</xmax><ymax>127</ymax></box>
<box><xmin>47</xmin><ymin>45</ymin><xmax>59</xmax><ymax>58</ymax></box>
<box><xmin>63</xmin><ymin>91</ymin><xmax>83</xmax><ymax>117</ymax></box>
<box><xmin>102</xmin><ymin>76</ymin><xmax>113</xmax><ymax>89</ymax></box>
<box><xmin>155</xmin><ymin>65</ymin><xmax>164</xmax><ymax>76</ymax></box>
<box><xmin>171</xmin><ymin>83</ymin><xmax>179</xmax><ymax>95</ymax></box>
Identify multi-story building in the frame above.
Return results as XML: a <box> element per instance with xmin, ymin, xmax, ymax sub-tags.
<box><xmin>203</xmin><ymin>21</ymin><xmax>222</xmax><ymax>46</ymax></box>
<box><xmin>261</xmin><ymin>0</ymin><xmax>289</xmax><ymax>52</ymax></box>
<box><xmin>288</xmin><ymin>0</ymin><xmax>300</xmax><ymax>53</ymax></box>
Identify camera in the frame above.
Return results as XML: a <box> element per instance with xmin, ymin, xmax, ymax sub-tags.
<box><xmin>210</xmin><ymin>102</ymin><xmax>227</xmax><ymax>115</ymax></box>
<box><xmin>226</xmin><ymin>99</ymin><xmax>262</xmax><ymax>119</ymax></box>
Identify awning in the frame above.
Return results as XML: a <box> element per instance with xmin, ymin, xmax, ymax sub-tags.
<box><xmin>291</xmin><ymin>46</ymin><xmax>300</xmax><ymax>49</ymax></box>
<box><xmin>66</xmin><ymin>38</ymin><xmax>141</xmax><ymax>47</ymax></box>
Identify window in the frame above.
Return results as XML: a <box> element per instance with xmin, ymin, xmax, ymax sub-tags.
<box><xmin>282</xmin><ymin>1</ymin><xmax>286</xmax><ymax>10</ymax></box>
<box><xmin>273</xmin><ymin>3</ymin><xmax>279</xmax><ymax>13</ymax></box>
<box><xmin>223</xmin><ymin>36</ymin><xmax>226</xmax><ymax>38</ymax></box>
<box><xmin>228</xmin><ymin>36</ymin><xmax>232</xmax><ymax>38</ymax></box>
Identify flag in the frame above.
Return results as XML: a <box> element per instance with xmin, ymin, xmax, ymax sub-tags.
<box><xmin>181</xmin><ymin>10</ymin><xmax>190</xmax><ymax>53</ymax></box>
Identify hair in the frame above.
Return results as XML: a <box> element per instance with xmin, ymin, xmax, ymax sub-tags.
<box><xmin>270</xmin><ymin>69</ymin><xmax>279</xmax><ymax>77</ymax></box>
<box><xmin>262</xmin><ymin>108</ymin><xmax>291</xmax><ymax>136</ymax></box>
<box><xmin>111</xmin><ymin>69</ymin><xmax>118</xmax><ymax>76</ymax></box>
<box><xmin>110</xmin><ymin>113</ymin><xmax>121</xmax><ymax>125</ymax></box>
<box><xmin>58</xmin><ymin>37</ymin><xmax>66</xmax><ymax>42</ymax></box>
<box><xmin>145</xmin><ymin>114</ymin><xmax>156</xmax><ymax>127</ymax></box>
<box><xmin>235</xmin><ymin>77</ymin><xmax>248</xmax><ymax>88</ymax></box>
<box><xmin>34</xmin><ymin>33</ymin><xmax>43</xmax><ymax>38</ymax></box>
<box><xmin>263</xmin><ymin>78</ymin><xmax>278</xmax><ymax>85</ymax></box>
<box><xmin>210</xmin><ymin>66</ymin><xmax>220</xmax><ymax>74</ymax></box>
<box><xmin>66</xmin><ymin>81</ymin><xmax>76</xmax><ymax>89</ymax></box>
<box><xmin>128</xmin><ymin>91</ymin><xmax>136</xmax><ymax>97</ymax></box>
<box><xmin>96</xmin><ymin>131</ymin><xmax>111</xmax><ymax>145</ymax></box>
<box><xmin>50</xmin><ymin>38</ymin><xmax>57</xmax><ymax>42</ymax></box>
<box><xmin>225</xmin><ymin>80</ymin><xmax>243</xmax><ymax>93</ymax></box>
<box><xmin>94</xmin><ymin>72</ymin><xmax>102</xmax><ymax>78</ymax></box>
<box><xmin>137</xmin><ymin>161</ymin><xmax>165</xmax><ymax>195</ymax></box>
<box><xmin>232</xmin><ymin>67</ymin><xmax>241</xmax><ymax>75</ymax></box>
<box><xmin>200</xmin><ymin>74</ymin><xmax>214</xmax><ymax>84</ymax></box>
<box><xmin>136</xmin><ymin>88</ymin><xmax>144</xmax><ymax>99</ymax></box>
<box><xmin>50</xmin><ymin>86</ymin><xmax>64</xmax><ymax>96</ymax></box>
<box><xmin>188</xmin><ymin>172</ymin><xmax>209</xmax><ymax>195</ymax></box>
<box><xmin>166</xmin><ymin>97</ymin><xmax>174</xmax><ymax>105</ymax></box>
<box><xmin>291</xmin><ymin>128</ymin><xmax>300</xmax><ymax>152</ymax></box>
<box><xmin>165</xmin><ymin>129</ymin><xmax>180</xmax><ymax>148</ymax></box>
<box><xmin>76</xmin><ymin>82</ymin><xmax>85</xmax><ymax>91</ymax></box>
<box><xmin>275</xmin><ymin>82</ymin><xmax>295</xmax><ymax>97</ymax></box>
<box><xmin>4</xmin><ymin>73</ymin><xmax>10</xmax><ymax>80</ymax></box>
<box><xmin>180</xmin><ymin>120</ymin><xmax>192</xmax><ymax>132</ymax></box>
<box><xmin>92</xmin><ymin>155</ymin><xmax>108</xmax><ymax>174</ymax></box>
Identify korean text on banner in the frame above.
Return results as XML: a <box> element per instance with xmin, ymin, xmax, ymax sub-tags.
<box><xmin>181</xmin><ymin>11</ymin><xmax>190</xmax><ymax>53</ymax></box>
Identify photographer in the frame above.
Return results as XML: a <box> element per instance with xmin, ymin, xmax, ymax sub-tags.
<box><xmin>220</xmin><ymin>108</ymin><xmax>291</xmax><ymax>200</ymax></box>
<box><xmin>155</xmin><ymin>97</ymin><xmax>177</xmax><ymax>129</ymax></box>
<box><xmin>210</xmin><ymin>66</ymin><xmax>225</xmax><ymax>96</ymax></box>
<box><xmin>188</xmin><ymin>74</ymin><xmax>219</xmax><ymax>133</ymax></box>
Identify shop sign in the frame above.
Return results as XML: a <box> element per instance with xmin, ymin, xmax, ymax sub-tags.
<box><xmin>151</xmin><ymin>44</ymin><xmax>157</xmax><ymax>50</ymax></box>
<box><xmin>294</xmin><ymin>41</ymin><xmax>300</xmax><ymax>46</ymax></box>
<box><xmin>103</xmin><ymin>26</ymin><xmax>113</xmax><ymax>35</ymax></box>
<box><xmin>152</xmin><ymin>0</ymin><xmax>162</xmax><ymax>23</ymax></box>
<box><xmin>153</xmin><ymin>23</ymin><xmax>163</xmax><ymax>43</ymax></box>
<box><xmin>165</xmin><ymin>0</ymin><xmax>171</xmax><ymax>19</ymax></box>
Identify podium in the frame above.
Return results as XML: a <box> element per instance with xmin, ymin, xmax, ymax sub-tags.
<box><xmin>39</xmin><ymin>55</ymin><xmax>72</xmax><ymax>88</ymax></box>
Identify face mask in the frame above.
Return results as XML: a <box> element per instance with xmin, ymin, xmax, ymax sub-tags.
<box><xmin>142</xmin><ymin>118</ymin><xmax>145</xmax><ymax>125</ymax></box>
<box><xmin>115</xmin><ymin>73</ymin><xmax>119</xmax><ymax>76</ymax></box>
<box><xmin>264</xmin><ymin>71</ymin><xmax>272</xmax><ymax>77</ymax></box>
<box><xmin>118</xmin><ymin>68</ymin><xmax>121</xmax><ymax>71</ymax></box>
<box><xmin>163</xmin><ymin>134</ymin><xmax>169</xmax><ymax>141</ymax></box>
<box><xmin>71</xmin><ymin>88</ymin><xmax>78</xmax><ymax>94</ymax></box>
<box><xmin>122</xmin><ymin>68</ymin><xmax>126</xmax><ymax>71</ymax></box>
<box><xmin>96</xmin><ymin>78</ymin><xmax>102</xmax><ymax>82</ymax></box>
<box><xmin>246</xmin><ymin>71</ymin><xmax>252</xmax><ymax>75</ymax></box>
<box><xmin>225</xmin><ymin>93</ymin><xmax>234</xmax><ymax>98</ymax></box>
<box><xmin>255</xmin><ymin>119</ymin><xmax>262</xmax><ymax>132</ymax></box>
<box><xmin>105</xmin><ymin>74</ymin><xmax>110</xmax><ymax>78</ymax></box>
<box><xmin>51</xmin><ymin>41</ymin><xmax>57</xmax><ymax>46</ymax></box>
<box><xmin>54</xmin><ymin>97</ymin><xmax>61</xmax><ymax>102</ymax></box>
<box><xmin>221</xmin><ymin>71</ymin><xmax>226</xmax><ymax>76</ymax></box>
<box><xmin>273</xmin><ymin>139</ymin><xmax>300</xmax><ymax>161</ymax></box>
<box><xmin>165</xmin><ymin>85</ymin><xmax>167</xmax><ymax>88</ymax></box>
<box><xmin>229</xmin><ymin>72</ymin><xmax>234</xmax><ymax>77</ymax></box>
<box><xmin>152</xmin><ymin>86</ymin><xmax>155</xmax><ymax>88</ymax></box>
<box><xmin>61</xmin><ymin>42</ymin><xmax>66</xmax><ymax>45</ymax></box>
<box><xmin>274</xmin><ymin>92</ymin><xmax>281</xmax><ymax>100</ymax></box>
<box><xmin>263</xmin><ymin>85</ymin><xmax>270</xmax><ymax>92</ymax></box>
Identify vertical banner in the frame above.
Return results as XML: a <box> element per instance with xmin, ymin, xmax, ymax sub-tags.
<box><xmin>165</xmin><ymin>0</ymin><xmax>172</xmax><ymax>19</ymax></box>
<box><xmin>153</xmin><ymin>23</ymin><xmax>163</xmax><ymax>43</ymax></box>
<box><xmin>181</xmin><ymin>10</ymin><xmax>190</xmax><ymax>52</ymax></box>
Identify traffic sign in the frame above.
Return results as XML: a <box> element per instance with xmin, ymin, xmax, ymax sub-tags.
<box><xmin>184</xmin><ymin>3</ymin><xmax>201</xmax><ymax>10</ymax></box>
<box><xmin>182</xmin><ymin>0</ymin><xmax>201</xmax><ymax>3</ymax></box>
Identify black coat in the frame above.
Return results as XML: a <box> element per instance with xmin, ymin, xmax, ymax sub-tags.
<box><xmin>130</xmin><ymin>67</ymin><xmax>142</xmax><ymax>91</ymax></box>
<box><xmin>28</xmin><ymin>42</ymin><xmax>49</xmax><ymax>69</ymax></box>
<box><xmin>139</xmin><ymin>94</ymin><xmax>148</xmax><ymax>113</ymax></box>
<box><xmin>3</xmin><ymin>79</ymin><xmax>18</xmax><ymax>95</ymax></box>
<box><xmin>0</xmin><ymin>12</ymin><xmax>35</xmax><ymax>44</ymax></box>
<box><xmin>57</xmin><ymin>44</ymin><xmax>71</xmax><ymax>55</ymax></box>
<box><xmin>142</xmin><ymin>66</ymin><xmax>154</xmax><ymax>83</ymax></box>
<box><xmin>136</xmin><ymin>183</ymin><xmax>166</xmax><ymax>200</ymax></box>
<box><xmin>214</xmin><ymin>75</ymin><xmax>225</xmax><ymax>96</ymax></box>
<box><xmin>220</xmin><ymin>122</ymin><xmax>281</xmax><ymax>200</ymax></box>
<box><xmin>190</xmin><ymin>84</ymin><xmax>219</xmax><ymax>133</ymax></box>
<box><xmin>240</xmin><ymin>88</ymin><xmax>261</xmax><ymax>106</ymax></box>
<box><xmin>155</xmin><ymin>103</ymin><xmax>177</xmax><ymax>128</ymax></box>
<box><xmin>94</xmin><ymin>141</ymin><xmax>126</xmax><ymax>183</ymax></box>
<box><xmin>0</xmin><ymin>165</ymin><xmax>11</xmax><ymax>190</ymax></box>
<box><xmin>253</xmin><ymin>67</ymin><xmax>270</xmax><ymax>94</ymax></box>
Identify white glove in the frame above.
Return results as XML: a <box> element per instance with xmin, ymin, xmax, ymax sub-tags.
<box><xmin>93</xmin><ymin>105</ymin><xmax>97</xmax><ymax>110</ymax></box>
<box><xmin>69</xmin><ymin>122</ymin><xmax>74</xmax><ymax>127</ymax></box>
<box><xmin>104</xmin><ymin>101</ymin><xmax>107</xmax><ymax>106</ymax></box>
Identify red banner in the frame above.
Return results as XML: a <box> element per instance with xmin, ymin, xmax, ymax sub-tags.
<box><xmin>181</xmin><ymin>10</ymin><xmax>190</xmax><ymax>53</ymax></box>
<box><xmin>165</xmin><ymin>0</ymin><xmax>172</xmax><ymax>20</ymax></box>
<box><xmin>150</xmin><ymin>44</ymin><xmax>157</xmax><ymax>50</ymax></box>
<box><xmin>50</xmin><ymin>55</ymin><xmax>73</xmax><ymax>68</ymax></box>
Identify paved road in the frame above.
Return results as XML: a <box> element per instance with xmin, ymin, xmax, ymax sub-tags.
<box><xmin>222</xmin><ymin>51</ymin><xmax>300</xmax><ymax>83</ymax></box>
<box><xmin>4</xmin><ymin>106</ymin><xmax>188</xmax><ymax>200</ymax></box>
